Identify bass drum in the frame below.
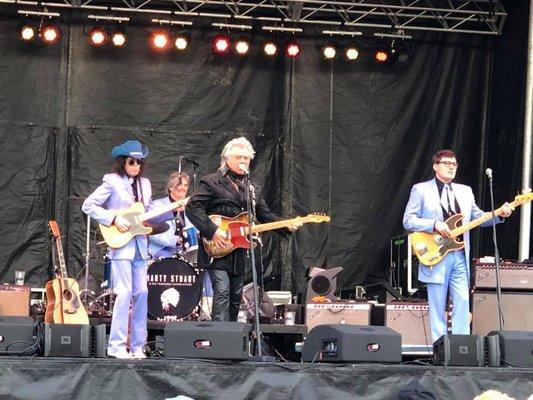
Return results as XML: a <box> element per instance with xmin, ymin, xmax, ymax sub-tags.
<box><xmin>147</xmin><ymin>257</ymin><xmax>202</xmax><ymax>322</ymax></box>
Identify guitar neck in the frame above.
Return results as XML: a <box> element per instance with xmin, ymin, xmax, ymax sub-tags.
<box><xmin>140</xmin><ymin>197</ymin><xmax>189</xmax><ymax>223</ymax></box>
<box><xmin>249</xmin><ymin>217</ymin><xmax>310</xmax><ymax>234</ymax></box>
<box><xmin>451</xmin><ymin>201</ymin><xmax>516</xmax><ymax>237</ymax></box>
<box><xmin>55</xmin><ymin>236</ymin><xmax>69</xmax><ymax>281</ymax></box>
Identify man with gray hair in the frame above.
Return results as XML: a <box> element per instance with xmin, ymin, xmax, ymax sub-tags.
<box><xmin>186</xmin><ymin>137</ymin><xmax>301</xmax><ymax>322</ymax></box>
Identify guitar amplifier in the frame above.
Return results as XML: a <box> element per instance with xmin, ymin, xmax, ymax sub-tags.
<box><xmin>305</xmin><ymin>302</ymin><xmax>372</xmax><ymax>332</ymax></box>
<box><xmin>0</xmin><ymin>285</ymin><xmax>30</xmax><ymax>317</ymax></box>
<box><xmin>474</xmin><ymin>262</ymin><xmax>533</xmax><ymax>290</ymax></box>
<box><xmin>472</xmin><ymin>291</ymin><xmax>533</xmax><ymax>335</ymax></box>
<box><xmin>385</xmin><ymin>302</ymin><xmax>432</xmax><ymax>354</ymax></box>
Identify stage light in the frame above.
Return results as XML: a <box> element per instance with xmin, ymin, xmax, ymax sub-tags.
<box><xmin>40</xmin><ymin>25</ymin><xmax>61</xmax><ymax>44</ymax></box>
<box><xmin>151</xmin><ymin>31</ymin><xmax>170</xmax><ymax>51</ymax></box>
<box><xmin>345</xmin><ymin>46</ymin><xmax>359</xmax><ymax>61</ymax></box>
<box><xmin>174</xmin><ymin>33</ymin><xmax>189</xmax><ymax>51</ymax></box>
<box><xmin>285</xmin><ymin>40</ymin><xmax>300</xmax><ymax>58</ymax></box>
<box><xmin>374</xmin><ymin>49</ymin><xmax>389</xmax><ymax>63</ymax></box>
<box><xmin>20</xmin><ymin>25</ymin><xmax>36</xmax><ymax>42</ymax></box>
<box><xmin>234</xmin><ymin>38</ymin><xmax>250</xmax><ymax>55</ymax></box>
<box><xmin>322</xmin><ymin>45</ymin><xmax>336</xmax><ymax>60</ymax></box>
<box><xmin>263</xmin><ymin>41</ymin><xmax>278</xmax><ymax>57</ymax></box>
<box><xmin>212</xmin><ymin>34</ymin><xmax>230</xmax><ymax>55</ymax></box>
<box><xmin>89</xmin><ymin>27</ymin><xmax>107</xmax><ymax>47</ymax></box>
<box><xmin>391</xmin><ymin>41</ymin><xmax>411</xmax><ymax>65</ymax></box>
<box><xmin>111</xmin><ymin>30</ymin><xmax>126</xmax><ymax>47</ymax></box>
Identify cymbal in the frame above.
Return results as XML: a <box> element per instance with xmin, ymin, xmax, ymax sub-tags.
<box><xmin>68</xmin><ymin>196</ymin><xmax>86</xmax><ymax>205</ymax></box>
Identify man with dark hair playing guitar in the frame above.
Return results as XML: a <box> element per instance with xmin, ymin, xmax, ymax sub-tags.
<box><xmin>403</xmin><ymin>149</ymin><xmax>514</xmax><ymax>342</ymax></box>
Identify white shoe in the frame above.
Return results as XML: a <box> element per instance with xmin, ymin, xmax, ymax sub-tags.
<box><xmin>131</xmin><ymin>349</ymin><xmax>147</xmax><ymax>359</ymax></box>
<box><xmin>108</xmin><ymin>349</ymin><xmax>131</xmax><ymax>359</ymax></box>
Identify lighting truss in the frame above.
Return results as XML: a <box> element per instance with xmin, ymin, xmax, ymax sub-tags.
<box><xmin>4</xmin><ymin>0</ymin><xmax>507</xmax><ymax>36</ymax></box>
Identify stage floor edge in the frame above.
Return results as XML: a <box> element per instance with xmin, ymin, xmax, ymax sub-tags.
<box><xmin>0</xmin><ymin>357</ymin><xmax>532</xmax><ymax>400</ymax></box>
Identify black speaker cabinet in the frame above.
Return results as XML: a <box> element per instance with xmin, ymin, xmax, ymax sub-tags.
<box><xmin>44</xmin><ymin>323</ymin><xmax>92</xmax><ymax>357</ymax></box>
<box><xmin>301</xmin><ymin>324</ymin><xmax>402</xmax><ymax>363</ymax></box>
<box><xmin>164</xmin><ymin>321</ymin><xmax>250</xmax><ymax>360</ymax></box>
<box><xmin>487</xmin><ymin>330</ymin><xmax>533</xmax><ymax>367</ymax></box>
<box><xmin>0</xmin><ymin>316</ymin><xmax>35</xmax><ymax>353</ymax></box>
<box><xmin>433</xmin><ymin>334</ymin><xmax>484</xmax><ymax>366</ymax></box>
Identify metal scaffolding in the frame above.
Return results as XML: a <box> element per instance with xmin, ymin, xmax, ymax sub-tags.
<box><xmin>3</xmin><ymin>0</ymin><xmax>507</xmax><ymax>36</ymax></box>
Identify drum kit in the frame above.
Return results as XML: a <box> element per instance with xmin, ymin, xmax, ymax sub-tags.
<box><xmin>71</xmin><ymin>195</ymin><xmax>212</xmax><ymax>322</ymax></box>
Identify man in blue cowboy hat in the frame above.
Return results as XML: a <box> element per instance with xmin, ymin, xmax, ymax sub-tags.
<box><xmin>83</xmin><ymin>139</ymin><xmax>171</xmax><ymax>359</ymax></box>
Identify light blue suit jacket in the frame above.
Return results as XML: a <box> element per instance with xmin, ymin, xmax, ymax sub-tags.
<box><xmin>148</xmin><ymin>197</ymin><xmax>194</xmax><ymax>259</ymax></box>
<box><xmin>403</xmin><ymin>178</ymin><xmax>502</xmax><ymax>284</ymax></box>
<box><xmin>82</xmin><ymin>173</ymin><xmax>158</xmax><ymax>260</ymax></box>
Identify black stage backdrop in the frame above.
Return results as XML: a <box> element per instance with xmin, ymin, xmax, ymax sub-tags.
<box><xmin>0</xmin><ymin>0</ymin><xmax>529</xmax><ymax>295</ymax></box>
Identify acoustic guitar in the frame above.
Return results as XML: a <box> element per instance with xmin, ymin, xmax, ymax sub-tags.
<box><xmin>410</xmin><ymin>191</ymin><xmax>533</xmax><ymax>266</ymax></box>
<box><xmin>99</xmin><ymin>197</ymin><xmax>189</xmax><ymax>249</ymax></box>
<box><xmin>45</xmin><ymin>221</ymin><xmax>89</xmax><ymax>324</ymax></box>
<box><xmin>203</xmin><ymin>212</ymin><xmax>330</xmax><ymax>258</ymax></box>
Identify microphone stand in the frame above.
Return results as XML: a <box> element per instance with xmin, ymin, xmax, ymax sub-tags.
<box><xmin>243</xmin><ymin>172</ymin><xmax>275</xmax><ymax>362</ymax></box>
<box><xmin>487</xmin><ymin>173</ymin><xmax>505</xmax><ymax>331</ymax></box>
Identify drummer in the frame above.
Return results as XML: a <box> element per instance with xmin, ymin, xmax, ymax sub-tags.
<box><xmin>149</xmin><ymin>171</ymin><xmax>196</xmax><ymax>259</ymax></box>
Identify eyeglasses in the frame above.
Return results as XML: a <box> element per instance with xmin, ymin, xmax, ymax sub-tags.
<box><xmin>127</xmin><ymin>158</ymin><xmax>143</xmax><ymax>166</ymax></box>
<box><xmin>437</xmin><ymin>161</ymin><xmax>459</xmax><ymax>168</ymax></box>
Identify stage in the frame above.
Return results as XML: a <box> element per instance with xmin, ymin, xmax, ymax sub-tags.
<box><xmin>0</xmin><ymin>357</ymin><xmax>532</xmax><ymax>399</ymax></box>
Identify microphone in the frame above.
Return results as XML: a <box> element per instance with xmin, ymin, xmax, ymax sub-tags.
<box><xmin>238</xmin><ymin>163</ymin><xmax>249</xmax><ymax>174</ymax></box>
<box><xmin>178</xmin><ymin>156</ymin><xmax>183</xmax><ymax>185</ymax></box>
<box><xmin>183</xmin><ymin>157</ymin><xmax>200</xmax><ymax>168</ymax></box>
<box><xmin>486</xmin><ymin>168</ymin><xmax>493</xmax><ymax>180</ymax></box>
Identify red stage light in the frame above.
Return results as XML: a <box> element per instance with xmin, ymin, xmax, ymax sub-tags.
<box><xmin>285</xmin><ymin>41</ymin><xmax>300</xmax><ymax>58</ymax></box>
<box><xmin>212</xmin><ymin>34</ymin><xmax>230</xmax><ymax>55</ymax></box>
<box><xmin>151</xmin><ymin>31</ymin><xmax>169</xmax><ymax>51</ymax></box>
<box><xmin>20</xmin><ymin>25</ymin><xmax>36</xmax><ymax>42</ymax></box>
<box><xmin>41</xmin><ymin>25</ymin><xmax>61</xmax><ymax>44</ymax></box>
<box><xmin>89</xmin><ymin>27</ymin><xmax>107</xmax><ymax>47</ymax></box>
<box><xmin>375</xmin><ymin>50</ymin><xmax>389</xmax><ymax>63</ymax></box>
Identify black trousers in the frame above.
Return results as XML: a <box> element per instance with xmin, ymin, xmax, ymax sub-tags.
<box><xmin>208</xmin><ymin>269</ymin><xmax>245</xmax><ymax>322</ymax></box>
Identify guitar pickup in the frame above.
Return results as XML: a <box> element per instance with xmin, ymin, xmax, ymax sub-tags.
<box><xmin>414</xmin><ymin>243</ymin><xmax>428</xmax><ymax>255</ymax></box>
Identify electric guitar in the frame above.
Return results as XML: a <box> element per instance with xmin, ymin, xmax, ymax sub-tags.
<box><xmin>99</xmin><ymin>197</ymin><xmax>189</xmax><ymax>249</ymax></box>
<box><xmin>45</xmin><ymin>221</ymin><xmax>89</xmax><ymax>324</ymax></box>
<box><xmin>410</xmin><ymin>191</ymin><xmax>533</xmax><ymax>266</ymax></box>
<box><xmin>203</xmin><ymin>212</ymin><xmax>330</xmax><ymax>258</ymax></box>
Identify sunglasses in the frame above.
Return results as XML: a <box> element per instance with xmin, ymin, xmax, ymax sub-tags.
<box><xmin>126</xmin><ymin>158</ymin><xmax>143</xmax><ymax>166</ymax></box>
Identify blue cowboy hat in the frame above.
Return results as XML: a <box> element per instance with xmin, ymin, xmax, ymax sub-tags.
<box><xmin>111</xmin><ymin>140</ymin><xmax>149</xmax><ymax>159</ymax></box>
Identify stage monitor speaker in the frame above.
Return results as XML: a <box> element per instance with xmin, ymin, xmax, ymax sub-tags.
<box><xmin>44</xmin><ymin>323</ymin><xmax>91</xmax><ymax>357</ymax></box>
<box><xmin>0</xmin><ymin>285</ymin><xmax>30</xmax><ymax>317</ymax></box>
<box><xmin>164</xmin><ymin>321</ymin><xmax>250</xmax><ymax>360</ymax></box>
<box><xmin>305</xmin><ymin>302</ymin><xmax>372</xmax><ymax>332</ymax></box>
<box><xmin>486</xmin><ymin>330</ymin><xmax>533</xmax><ymax>367</ymax></box>
<box><xmin>0</xmin><ymin>316</ymin><xmax>35</xmax><ymax>353</ymax></box>
<box><xmin>433</xmin><ymin>334</ymin><xmax>484</xmax><ymax>366</ymax></box>
<box><xmin>472</xmin><ymin>291</ymin><xmax>533</xmax><ymax>335</ymax></box>
<box><xmin>385</xmin><ymin>302</ymin><xmax>432</xmax><ymax>354</ymax></box>
<box><xmin>301</xmin><ymin>324</ymin><xmax>402</xmax><ymax>363</ymax></box>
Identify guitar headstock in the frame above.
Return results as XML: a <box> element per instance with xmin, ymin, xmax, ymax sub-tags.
<box><xmin>305</xmin><ymin>213</ymin><xmax>331</xmax><ymax>223</ymax></box>
<box><xmin>49</xmin><ymin>220</ymin><xmax>60</xmax><ymax>238</ymax></box>
<box><xmin>513</xmin><ymin>189</ymin><xmax>533</xmax><ymax>206</ymax></box>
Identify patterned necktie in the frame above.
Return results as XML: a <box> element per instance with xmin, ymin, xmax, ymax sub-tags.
<box><xmin>175</xmin><ymin>211</ymin><xmax>186</xmax><ymax>252</ymax></box>
<box><xmin>441</xmin><ymin>184</ymin><xmax>456</xmax><ymax>215</ymax></box>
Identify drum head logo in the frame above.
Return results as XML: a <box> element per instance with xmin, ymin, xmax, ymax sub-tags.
<box><xmin>147</xmin><ymin>257</ymin><xmax>202</xmax><ymax>321</ymax></box>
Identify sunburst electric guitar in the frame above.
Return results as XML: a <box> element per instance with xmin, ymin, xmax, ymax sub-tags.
<box><xmin>45</xmin><ymin>221</ymin><xmax>89</xmax><ymax>324</ymax></box>
<box><xmin>203</xmin><ymin>213</ymin><xmax>330</xmax><ymax>258</ymax></box>
<box><xmin>410</xmin><ymin>191</ymin><xmax>533</xmax><ymax>266</ymax></box>
<box><xmin>99</xmin><ymin>197</ymin><xmax>189</xmax><ymax>249</ymax></box>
